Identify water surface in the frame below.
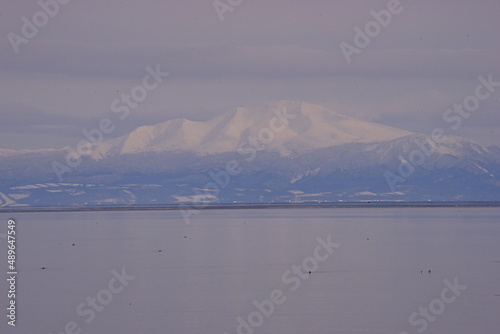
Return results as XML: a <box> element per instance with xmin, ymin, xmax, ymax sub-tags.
<box><xmin>0</xmin><ymin>207</ymin><xmax>499</xmax><ymax>334</ymax></box>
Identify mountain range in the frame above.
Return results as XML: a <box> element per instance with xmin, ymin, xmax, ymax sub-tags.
<box><xmin>0</xmin><ymin>101</ymin><xmax>499</xmax><ymax>208</ymax></box>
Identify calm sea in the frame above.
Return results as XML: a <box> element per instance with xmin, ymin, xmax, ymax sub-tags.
<box><xmin>1</xmin><ymin>207</ymin><xmax>499</xmax><ymax>334</ymax></box>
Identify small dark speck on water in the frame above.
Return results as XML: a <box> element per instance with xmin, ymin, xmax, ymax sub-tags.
<box><xmin>72</xmin><ymin>243</ymin><xmax>75</xmax><ymax>246</ymax></box>
<box><xmin>41</xmin><ymin>267</ymin><xmax>46</xmax><ymax>270</ymax></box>
<box><xmin>184</xmin><ymin>236</ymin><xmax>187</xmax><ymax>238</ymax></box>
<box><xmin>158</xmin><ymin>250</ymin><xmax>162</xmax><ymax>252</ymax></box>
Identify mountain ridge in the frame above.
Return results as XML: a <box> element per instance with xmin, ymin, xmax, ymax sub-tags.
<box><xmin>0</xmin><ymin>101</ymin><xmax>498</xmax><ymax>207</ymax></box>
<box><xmin>87</xmin><ymin>100</ymin><xmax>414</xmax><ymax>159</ymax></box>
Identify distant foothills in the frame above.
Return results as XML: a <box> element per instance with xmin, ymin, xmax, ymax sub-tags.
<box><xmin>1</xmin><ymin>101</ymin><xmax>499</xmax><ymax>208</ymax></box>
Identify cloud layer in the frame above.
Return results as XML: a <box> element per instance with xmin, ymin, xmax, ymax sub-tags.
<box><xmin>0</xmin><ymin>0</ymin><xmax>499</xmax><ymax>148</ymax></box>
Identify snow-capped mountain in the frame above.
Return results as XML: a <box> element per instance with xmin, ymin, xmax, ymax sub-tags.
<box><xmin>0</xmin><ymin>101</ymin><xmax>498</xmax><ymax>208</ymax></box>
<box><xmin>89</xmin><ymin>101</ymin><xmax>412</xmax><ymax>159</ymax></box>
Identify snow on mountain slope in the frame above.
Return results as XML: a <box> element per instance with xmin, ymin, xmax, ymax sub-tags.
<box><xmin>0</xmin><ymin>148</ymin><xmax>60</xmax><ymax>157</ymax></box>
<box><xmin>371</xmin><ymin>134</ymin><xmax>498</xmax><ymax>164</ymax></box>
<box><xmin>89</xmin><ymin>101</ymin><xmax>413</xmax><ymax>159</ymax></box>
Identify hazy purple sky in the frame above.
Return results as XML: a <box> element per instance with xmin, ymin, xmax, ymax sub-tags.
<box><xmin>0</xmin><ymin>0</ymin><xmax>499</xmax><ymax>149</ymax></box>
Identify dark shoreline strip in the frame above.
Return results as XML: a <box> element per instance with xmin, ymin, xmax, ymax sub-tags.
<box><xmin>1</xmin><ymin>201</ymin><xmax>500</xmax><ymax>213</ymax></box>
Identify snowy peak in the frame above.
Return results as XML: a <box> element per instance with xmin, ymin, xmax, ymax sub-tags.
<box><xmin>269</xmin><ymin>101</ymin><xmax>412</xmax><ymax>150</ymax></box>
<box><xmin>90</xmin><ymin>101</ymin><xmax>413</xmax><ymax>159</ymax></box>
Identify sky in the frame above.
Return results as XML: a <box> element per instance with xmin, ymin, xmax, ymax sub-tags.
<box><xmin>0</xmin><ymin>0</ymin><xmax>499</xmax><ymax>149</ymax></box>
